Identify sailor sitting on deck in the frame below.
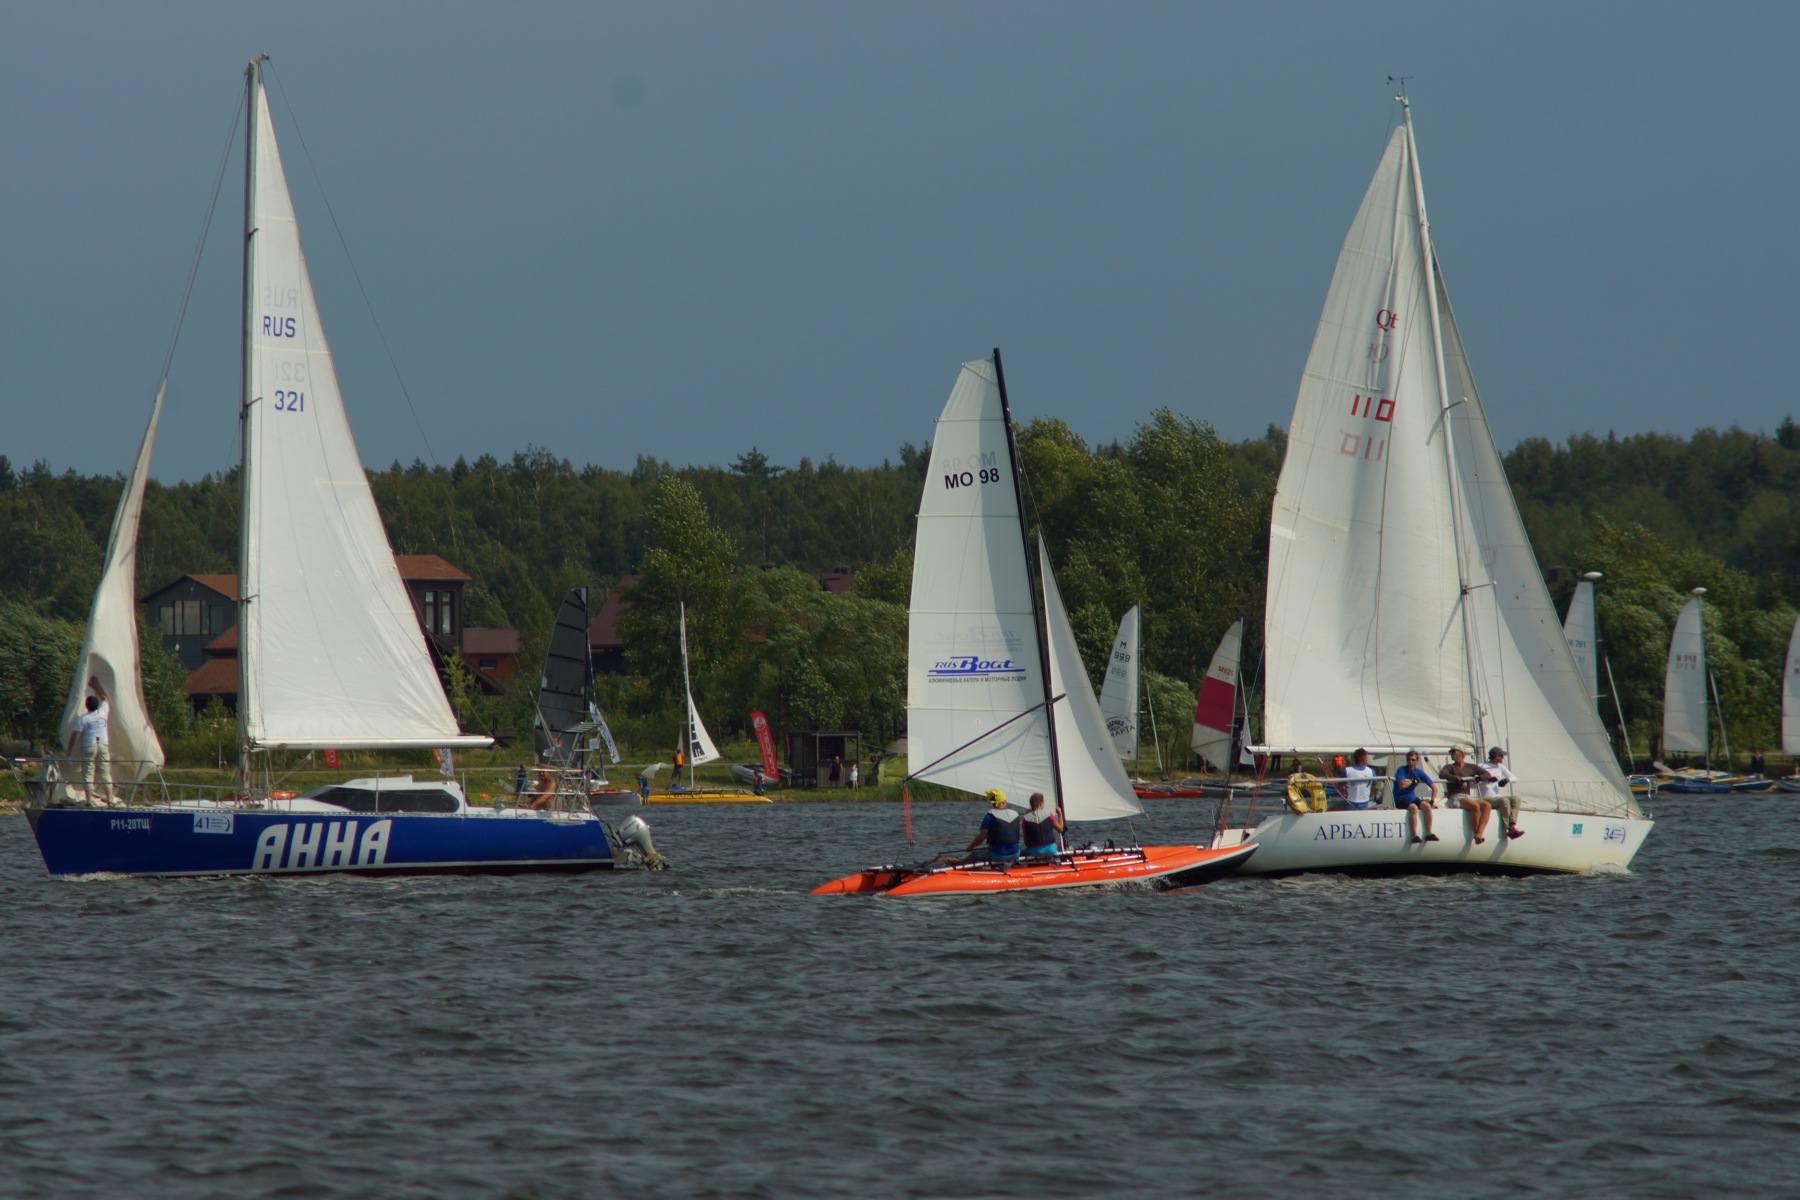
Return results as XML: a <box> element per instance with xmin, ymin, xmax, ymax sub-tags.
<box><xmin>964</xmin><ymin>789</ymin><xmax>1023</xmax><ymax>861</ymax></box>
<box><xmin>524</xmin><ymin>767</ymin><xmax>557</xmax><ymax>810</ymax></box>
<box><xmin>1020</xmin><ymin>792</ymin><xmax>1064</xmax><ymax>857</ymax></box>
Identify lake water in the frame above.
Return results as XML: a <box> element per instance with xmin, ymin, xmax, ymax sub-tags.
<box><xmin>2</xmin><ymin>794</ymin><xmax>1797</xmax><ymax>1198</ymax></box>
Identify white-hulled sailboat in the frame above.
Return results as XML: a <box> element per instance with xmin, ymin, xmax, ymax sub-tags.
<box><xmin>815</xmin><ymin>353</ymin><xmax>1255</xmax><ymax>895</ymax></box>
<box><xmin>1781</xmin><ymin>617</ymin><xmax>1800</xmax><ymax>791</ymax></box>
<box><xmin>1212</xmin><ymin>98</ymin><xmax>1652</xmax><ymax>874</ymax></box>
<box><xmin>27</xmin><ymin>57</ymin><xmax>654</xmax><ymax>876</ymax></box>
<box><xmin>1654</xmin><ymin>591</ymin><xmax>1760</xmax><ymax>792</ymax></box>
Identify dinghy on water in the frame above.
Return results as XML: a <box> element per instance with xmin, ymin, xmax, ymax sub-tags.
<box><xmin>643</xmin><ymin>603</ymin><xmax>769</xmax><ymax>804</ymax></box>
<box><xmin>814</xmin><ymin>353</ymin><xmax>1256</xmax><ymax>896</ymax></box>
<box><xmin>26</xmin><ymin>58</ymin><xmax>657</xmax><ymax>877</ymax></box>
<box><xmin>1655</xmin><ymin>593</ymin><xmax>1762</xmax><ymax>793</ymax></box>
<box><xmin>1211</xmin><ymin>95</ymin><xmax>1651</xmax><ymax>874</ymax></box>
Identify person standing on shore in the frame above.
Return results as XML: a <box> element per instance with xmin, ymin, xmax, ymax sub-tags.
<box><xmin>848</xmin><ymin>760</ymin><xmax>859</xmax><ymax>791</ymax></box>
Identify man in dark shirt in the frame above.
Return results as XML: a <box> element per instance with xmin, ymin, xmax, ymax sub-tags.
<box><xmin>1440</xmin><ymin>746</ymin><xmax>1493</xmax><ymax>844</ymax></box>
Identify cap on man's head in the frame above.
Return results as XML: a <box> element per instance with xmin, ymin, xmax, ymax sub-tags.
<box><xmin>984</xmin><ymin>789</ymin><xmax>1008</xmax><ymax>807</ymax></box>
<box><xmin>1488</xmin><ymin>747</ymin><xmax>1505</xmax><ymax>760</ymax></box>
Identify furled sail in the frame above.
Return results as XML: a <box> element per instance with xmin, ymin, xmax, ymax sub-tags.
<box><xmin>1099</xmin><ymin>606</ymin><xmax>1140</xmax><ymax>760</ymax></box>
<box><xmin>1040</xmin><ymin>540</ymin><xmax>1143</xmax><ymax>822</ymax></box>
<box><xmin>238</xmin><ymin>71</ymin><xmax>486</xmax><ymax>750</ymax></box>
<box><xmin>58</xmin><ymin>385</ymin><xmax>168</xmax><ymax>780</ymax></box>
<box><xmin>1190</xmin><ymin>619</ymin><xmax>1243</xmax><ymax>771</ymax></box>
<box><xmin>907</xmin><ymin>361</ymin><xmax>1054</xmax><ymax>800</ymax></box>
<box><xmin>536</xmin><ymin>588</ymin><xmax>592</xmax><ymax>762</ymax></box>
<box><xmin>679</xmin><ymin>602</ymin><xmax>721</xmax><ymax>765</ymax></box>
<box><xmin>1662</xmin><ymin>598</ymin><xmax>1709</xmax><ymax>755</ymax></box>
<box><xmin>1783</xmin><ymin>617</ymin><xmax>1800</xmax><ymax>758</ymax></box>
<box><xmin>1263</xmin><ymin>125</ymin><xmax>1474</xmax><ymax>753</ymax></box>
<box><xmin>1563</xmin><ymin>581</ymin><xmax>1599</xmax><ymax>707</ymax></box>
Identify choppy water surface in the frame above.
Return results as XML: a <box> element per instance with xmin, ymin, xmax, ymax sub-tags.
<box><xmin>2</xmin><ymin>795</ymin><xmax>1797</xmax><ymax>1198</ymax></box>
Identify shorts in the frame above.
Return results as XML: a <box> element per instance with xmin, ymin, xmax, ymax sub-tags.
<box><xmin>987</xmin><ymin>843</ymin><xmax>1022</xmax><ymax>861</ymax></box>
<box><xmin>1022</xmin><ymin>842</ymin><xmax>1059</xmax><ymax>857</ymax></box>
<box><xmin>1395</xmin><ymin>794</ymin><xmax>1430</xmax><ymax>808</ymax></box>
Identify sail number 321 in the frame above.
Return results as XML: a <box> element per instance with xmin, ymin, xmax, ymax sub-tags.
<box><xmin>274</xmin><ymin>390</ymin><xmax>305</xmax><ymax>413</ymax></box>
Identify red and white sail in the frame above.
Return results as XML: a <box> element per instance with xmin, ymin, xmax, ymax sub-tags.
<box><xmin>1190</xmin><ymin>620</ymin><xmax>1242</xmax><ymax>770</ymax></box>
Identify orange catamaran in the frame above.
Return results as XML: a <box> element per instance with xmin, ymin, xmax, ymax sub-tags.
<box><xmin>813</xmin><ymin>351</ymin><xmax>1256</xmax><ymax>897</ymax></box>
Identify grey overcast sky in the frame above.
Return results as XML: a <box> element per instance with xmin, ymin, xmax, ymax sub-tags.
<box><xmin>3</xmin><ymin>2</ymin><xmax>1796</xmax><ymax>483</ymax></box>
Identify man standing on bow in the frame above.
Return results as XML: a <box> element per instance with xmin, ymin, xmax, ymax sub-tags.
<box><xmin>65</xmin><ymin>676</ymin><xmax>118</xmax><ymax>808</ymax></box>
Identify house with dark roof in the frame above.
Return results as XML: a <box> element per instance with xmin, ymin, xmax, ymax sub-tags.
<box><xmin>145</xmin><ymin>555</ymin><xmax>520</xmax><ymax>712</ymax></box>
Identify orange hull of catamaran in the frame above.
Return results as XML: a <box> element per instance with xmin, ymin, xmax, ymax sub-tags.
<box><xmin>811</xmin><ymin>843</ymin><xmax>1256</xmax><ymax>897</ymax></box>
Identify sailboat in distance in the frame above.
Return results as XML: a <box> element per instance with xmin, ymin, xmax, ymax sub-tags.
<box><xmin>814</xmin><ymin>352</ymin><xmax>1256</xmax><ymax>895</ymax></box>
<box><xmin>1211</xmin><ymin>97</ymin><xmax>1652</xmax><ymax>874</ymax></box>
<box><xmin>26</xmin><ymin>57</ymin><xmax>652</xmax><ymax>876</ymax></box>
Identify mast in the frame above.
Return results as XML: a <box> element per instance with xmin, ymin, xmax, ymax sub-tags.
<box><xmin>1400</xmin><ymin>94</ymin><xmax>1486</xmax><ymax>752</ymax></box>
<box><xmin>680</xmin><ymin>601</ymin><xmax>694</xmax><ymax>790</ymax></box>
<box><xmin>992</xmin><ymin>347</ymin><xmax>1064</xmax><ymax>816</ymax></box>
<box><xmin>237</xmin><ymin>54</ymin><xmax>268</xmax><ymax>781</ymax></box>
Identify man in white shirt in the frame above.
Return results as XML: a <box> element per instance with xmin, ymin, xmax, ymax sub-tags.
<box><xmin>65</xmin><ymin>675</ymin><xmax>119</xmax><ymax>807</ymax></box>
<box><xmin>1480</xmin><ymin>746</ymin><xmax>1523</xmax><ymax>840</ymax></box>
<box><xmin>1341</xmin><ymin>747</ymin><xmax>1377</xmax><ymax>810</ymax></box>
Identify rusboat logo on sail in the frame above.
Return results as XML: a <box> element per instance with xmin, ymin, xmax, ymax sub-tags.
<box><xmin>928</xmin><ymin>655</ymin><xmax>1025</xmax><ymax>681</ymax></box>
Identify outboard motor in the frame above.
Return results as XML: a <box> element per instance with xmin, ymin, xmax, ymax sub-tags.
<box><xmin>616</xmin><ymin>814</ymin><xmax>667</xmax><ymax>870</ymax></box>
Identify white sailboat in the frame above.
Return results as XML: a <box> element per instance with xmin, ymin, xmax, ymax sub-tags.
<box><xmin>1563</xmin><ymin>579</ymin><xmax>1600</xmax><ymax>708</ymax></box>
<box><xmin>1214</xmin><ymin>98</ymin><xmax>1652</xmax><ymax>874</ymax></box>
<box><xmin>1099</xmin><ymin>605</ymin><xmax>1141</xmax><ymax>762</ymax></box>
<box><xmin>1653</xmin><ymin>591</ymin><xmax>1746</xmax><ymax>792</ymax></box>
<box><xmin>1781</xmin><ymin>617</ymin><xmax>1800</xmax><ymax>789</ymax></box>
<box><xmin>27</xmin><ymin>57</ymin><xmax>646</xmax><ymax>875</ymax></box>
<box><xmin>817</xmin><ymin>353</ymin><xmax>1255</xmax><ymax>895</ymax></box>
<box><xmin>49</xmin><ymin>386</ymin><xmax>168</xmax><ymax>804</ymax></box>
<box><xmin>1190</xmin><ymin>619</ymin><xmax>1243</xmax><ymax>773</ymax></box>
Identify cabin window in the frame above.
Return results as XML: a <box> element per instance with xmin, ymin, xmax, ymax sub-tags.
<box><xmin>421</xmin><ymin>590</ymin><xmax>455</xmax><ymax>635</ymax></box>
<box><xmin>177</xmin><ymin>600</ymin><xmax>203</xmax><ymax>635</ymax></box>
<box><xmin>159</xmin><ymin>606</ymin><xmax>175</xmax><ymax>635</ymax></box>
<box><xmin>207</xmin><ymin>604</ymin><xmax>231</xmax><ymax>635</ymax></box>
<box><xmin>478</xmin><ymin>657</ymin><xmax>496</xmax><ymax>670</ymax></box>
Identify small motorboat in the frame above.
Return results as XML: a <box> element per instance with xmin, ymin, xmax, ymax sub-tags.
<box><xmin>813</xmin><ymin>842</ymin><xmax>1257</xmax><ymax>897</ymax></box>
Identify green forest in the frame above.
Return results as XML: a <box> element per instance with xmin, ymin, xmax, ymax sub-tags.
<box><xmin>4</xmin><ymin>415</ymin><xmax>1800</xmax><ymax>770</ymax></box>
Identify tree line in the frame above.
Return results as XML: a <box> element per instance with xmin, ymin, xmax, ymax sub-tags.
<box><xmin>2</xmin><ymin>416</ymin><xmax>1797</xmax><ymax>767</ymax></box>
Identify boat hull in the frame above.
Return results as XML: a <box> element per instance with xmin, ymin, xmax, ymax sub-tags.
<box><xmin>1211</xmin><ymin>808</ymin><xmax>1652</xmax><ymax>876</ymax></box>
<box><xmin>646</xmin><ymin>791</ymin><xmax>771</xmax><ymax>805</ymax></box>
<box><xmin>811</xmin><ymin>843</ymin><xmax>1257</xmax><ymax>896</ymax></box>
<box><xmin>24</xmin><ymin>807</ymin><xmax>616</xmax><ymax>878</ymax></box>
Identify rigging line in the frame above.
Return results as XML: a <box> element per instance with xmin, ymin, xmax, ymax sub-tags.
<box><xmin>263</xmin><ymin>63</ymin><xmax>439</xmax><ymax>468</ymax></box>
<box><xmin>163</xmin><ymin>87</ymin><xmax>246</xmax><ymax>388</ymax></box>
<box><xmin>902</xmin><ymin>695</ymin><xmax>1065</xmax><ymax>785</ymax></box>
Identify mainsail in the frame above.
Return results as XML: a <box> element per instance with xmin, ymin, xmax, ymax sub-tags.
<box><xmin>907</xmin><ymin>361</ymin><xmax>1054</xmax><ymax>801</ymax></box>
<box><xmin>58</xmin><ymin>385</ymin><xmax>168</xmax><ymax>781</ymax></box>
<box><xmin>1563</xmin><ymin>580</ymin><xmax>1599</xmax><ymax>707</ymax></box>
<box><xmin>536</xmin><ymin>588</ymin><xmax>592</xmax><ymax>761</ymax></box>
<box><xmin>1099</xmin><ymin>606</ymin><xmax>1140</xmax><ymax>760</ymax></box>
<box><xmin>679</xmin><ymin>602</ymin><xmax>721</xmax><ymax>766</ymax></box>
<box><xmin>238</xmin><ymin>64</ymin><xmax>486</xmax><ymax>751</ymax></box>
<box><xmin>1190</xmin><ymin>619</ymin><xmax>1242</xmax><ymax>771</ymax></box>
<box><xmin>1662</xmin><ymin>598</ymin><xmax>1709</xmax><ymax>755</ymax></box>
<box><xmin>1261</xmin><ymin>108</ymin><xmax>1635</xmax><ymax>818</ymax></box>
<box><xmin>1783</xmin><ymin>617</ymin><xmax>1800</xmax><ymax>758</ymax></box>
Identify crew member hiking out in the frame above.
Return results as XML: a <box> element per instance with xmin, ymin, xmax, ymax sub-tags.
<box><xmin>965</xmin><ymin>790</ymin><xmax>1023</xmax><ymax>861</ymax></box>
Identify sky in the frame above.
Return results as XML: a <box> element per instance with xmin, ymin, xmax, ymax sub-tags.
<box><xmin>3</xmin><ymin>2</ymin><xmax>1797</xmax><ymax>483</ymax></box>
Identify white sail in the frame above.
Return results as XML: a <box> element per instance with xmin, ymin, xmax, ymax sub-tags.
<box><xmin>1439</xmin><ymin>276</ymin><xmax>1636</xmax><ymax>816</ymax></box>
<box><xmin>1783</xmin><ymin>616</ymin><xmax>1800</xmax><ymax>757</ymax></box>
<box><xmin>58</xmin><ymin>386</ymin><xmax>168</xmax><ymax>780</ymax></box>
<box><xmin>238</xmin><ymin>76</ymin><xmax>483</xmax><ymax>750</ymax></box>
<box><xmin>679</xmin><ymin>603</ymin><xmax>721</xmax><ymax>765</ymax></box>
<box><xmin>1040</xmin><ymin>540</ymin><xmax>1143</xmax><ymax>821</ymax></box>
<box><xmin>1190</xmin><ymin>619</ymin><xmax>1243</xmax><ymax>770</ymax></box>
<box><xmin>907</xmin><ymin>361</ymin><xmax>1054</xmax><ymax>800</ymax></box>
<box><xmin>1098</xmin><ymin>605</ymin><xmax>1140</xmax><ymax>760</ymax></box>
<box><xmin>1663</xmin><ymin>598</ymin><xmax>1709</xmax><ymax>755</ymax></box>
<box><xmin>1263</xmin><ymin>125</ymin><xmax>1475</xmax><ymax>753</ymax></box>
<box><xmin>1563</xmin><ymin>581</ymin><xmax>1599</xmax><ymax>707</ymax></box>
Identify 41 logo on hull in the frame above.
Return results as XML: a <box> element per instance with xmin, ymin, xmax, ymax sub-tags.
<box><xmin>252</xmin><ymin>820</ymin><xmax>392</xmax><ymax>871</ymax></box>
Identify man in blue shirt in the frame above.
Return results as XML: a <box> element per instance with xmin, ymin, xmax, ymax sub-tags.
<box><xmin>1392</xmin><ymin>749</ymin><xmax>1438</xmax><ymax>844</ymax></box>
<box><xmin>964</xmin><ymin>789</ymin><xmax>1023</xmax><ymax>861</ymax></box>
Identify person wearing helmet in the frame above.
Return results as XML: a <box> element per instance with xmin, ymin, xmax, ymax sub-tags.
<box><xmin>964</xmin><ymin>789</ymin><xmax>1023</xmax><ymax>861</ymax></box>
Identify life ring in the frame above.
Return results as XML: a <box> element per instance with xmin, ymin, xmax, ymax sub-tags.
<box><xmin>1285</xmin><ymin>773</ymin><xmax>1327</xmax><ymax>814</ymax></box>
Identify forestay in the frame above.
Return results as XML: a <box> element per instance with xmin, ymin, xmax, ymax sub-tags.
<box><xmin>238</xmin><ymin>78</ymin><xmax>484</xmax><ymax>750</ymax></box>
<box><xmin>1563</xmin><ymin>581</ymin><xmax>1599</xmax><ymax>707</ymax></box>
<box><xmin>1190</xmin><ymin>619</ymin><xmax>1242</xmax><ymax>771</ymax></box>
<box><xmin>1663</xmin><ymin>598</ymin><xmax>1709</xmax><ymax>755</ymax></box>
<box><xmin>907</xmin><ymin>361</ymin><xmax>1054</xmax><ymax>801</ymax></box>
<box><xmin>59</xmin><ymin>386</ymin><xmax>167</xmax><ymax>780</ymax></box>
<box><xmin>1099</xmin><ymin>606</ymin><xmax>1140</xmax><ymax>760</ymax></box>
<box><xmin>1040</xmin><ymin>540</ymin><xmax>1143</xmax><ymax>822</ymax></box>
